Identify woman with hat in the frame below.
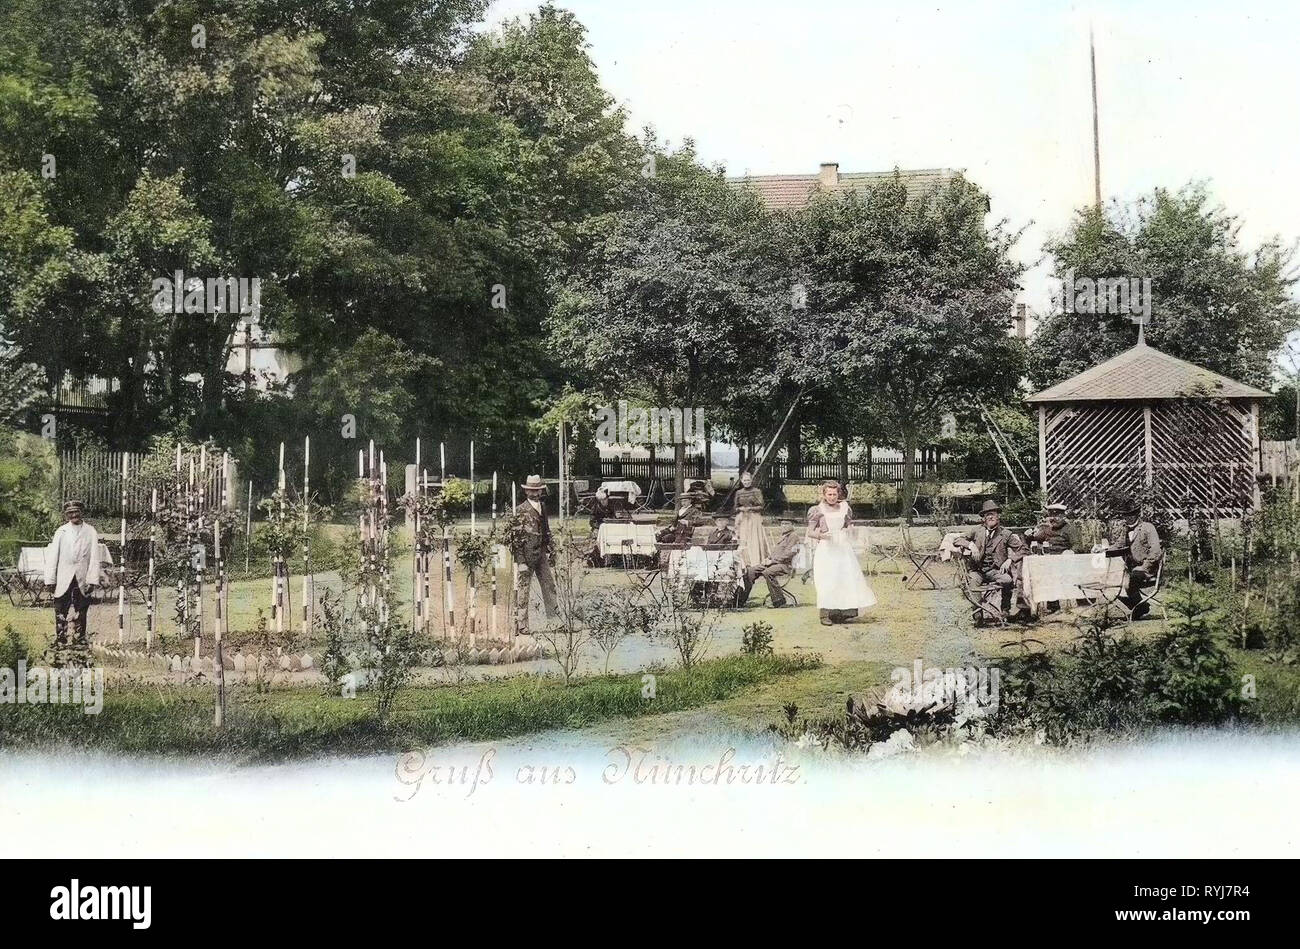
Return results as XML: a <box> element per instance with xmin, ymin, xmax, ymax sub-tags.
<box><xmin>806</xmin><ymin>480</ymin><xmax>876</xmax><ymax>625</ymax></box>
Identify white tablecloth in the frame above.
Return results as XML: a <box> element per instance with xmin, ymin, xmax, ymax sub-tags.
<box><xmin>597</xmin><ymin>522</ymin><xmax>658</xmax><ymax>558</ymax></box>
<box><xmin>669</xmin><ymin>547</ymin><xmax>742</xmax><ymax>584</ymax></box>
<box><xmin>1021</xmin><ymin>551</ymin><xmax>1121</xmax><ymax>604</ymax></box>
<box><xmin>17</xmin><ymin>544</ymin><xmax>113</xmax><ymax>578</ymax></box>
<box><xmin>598</xmin><ymin>480</ymin><xmax>642</xmax><ymax>502</ymax></box>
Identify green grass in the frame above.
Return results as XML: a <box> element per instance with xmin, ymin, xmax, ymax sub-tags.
<box><xmin>0</xmin><ymin>653</ymin><xmax>821</xmax><ymax>761</ymax></box>
<box><xmin>1229</xmin><ymin>648</ymin><xmax>1300</xmax><ymax>724</ymax></box>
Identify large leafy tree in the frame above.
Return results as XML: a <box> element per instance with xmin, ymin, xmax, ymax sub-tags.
<box><xmin>785</xmin><ymin>175</ymin><xmax>1026</xmax><ymax>512</ymax></box>
<box><xmin>1031</xmin><ymin>186</ymin><xmax>1300</xmax><ymax>391</ymax></box>
<box><xmin>0</xmin><ymin>0</ymin><xmax>643</xmax><ymax>487</ymax></box>
<box><xmin>549</xmin><ymin>141</ymin><xmax>785</xmax><ymax>495</ymax></box>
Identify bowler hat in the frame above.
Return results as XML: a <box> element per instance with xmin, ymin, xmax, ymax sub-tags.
<box><xmin>1115</xmin><ymin>496</ymin><xmax>1140</xmax><ymax>515</ymax></box>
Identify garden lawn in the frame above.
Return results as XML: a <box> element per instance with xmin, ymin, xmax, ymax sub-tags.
<box><xmin>0</xmin><ymin>653</ymin><xmax>820</xmax><ymax>761</ymax></box>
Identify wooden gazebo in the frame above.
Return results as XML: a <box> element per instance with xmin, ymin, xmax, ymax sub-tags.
<box><xmin>1027</xmin><ymin>336</ymin><xmax>1272</xmax><ymax>518</ymax></box>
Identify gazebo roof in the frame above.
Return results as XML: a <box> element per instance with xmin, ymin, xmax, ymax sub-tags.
<box><xmin>1026</xmin><ymin>339</ymin><xmax>1273</xmax><ymax>404</ymax></box>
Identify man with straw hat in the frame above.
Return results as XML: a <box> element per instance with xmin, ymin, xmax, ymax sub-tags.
<box><xmin>511</xmin><ymin>475</ymin><xmax>558</xmax><ymax>630</ymax></box>
<box><xmin>42</xmin><ymin>500</ymin><xmax>102</xmax><ymax>646</ymax></box>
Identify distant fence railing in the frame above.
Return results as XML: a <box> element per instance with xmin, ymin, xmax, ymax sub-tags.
<box><xmin>763</xmin><ymin>458</ymin><xmax>943</xmax><ymax>483</ymax></box>
<box><xmin>597</xmin><ymin>456</ymin><xmax>708</xmax><ymax>481</ymax></box>
<box><xmin>60</xmin><ymin>448</ymin><xmax>241</xmax><ymax>517</ymax></box>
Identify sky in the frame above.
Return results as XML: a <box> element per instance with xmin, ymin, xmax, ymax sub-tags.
<box><xmin>482</xmin><ymin>0</ymin><xmax>1300</xmax><ymax>347</ymax></box>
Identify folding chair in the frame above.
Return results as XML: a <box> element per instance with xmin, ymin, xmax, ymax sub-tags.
<box><xmin>900</xmin><ymin>518</ymin><xmax>944</xmax><ymax>591</ymax></box>
<box><xmin>1081</xmin><ymin>556</ymin><xmax>1166</xmax><ymax>625</ymax></box>
<box><xmin>760</xmin><ymin>570</ymin><xmax>800</xmax><ymax>607</ymax></box>
<box><xmin>869</xmin><ymin>519</ymin><xmax>904</xmax><ymax>576</ymax></box>
<box><xmin>958</xmin><ymin>560</ymin><xmax>1006</xmax><ymax>627</ymax></box>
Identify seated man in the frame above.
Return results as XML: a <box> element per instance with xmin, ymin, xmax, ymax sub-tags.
<box><xmin>1114</xmin><ymin>497</ymin><xmax>1162</xmax><ymax>619</ymax></box>
<box><xmin>1000</xmin><ymin>533</ymin><xmax>1031</xmax><ymax>618</ymax></box>
<box><xmin>705</xmin><ymin>513</ymin><xmax>737</xmax><ymax>547</ymax></box>
<box><xmin>586</xmin><ymin>487</ymin><xmax>614</xmax><ymax>566</ymax></box>
<box><xmin>1025</xmin><ymin>502</ymin><xmax>1080</xmax><ymax>554</ymax></box>
<box><xmin>739</xmin><ymin>520</ymin><xmax>801</xmax><ymax>607</ymax></box>
<box><xmin>955</xmin><ymin>499</ymin><xmax>1015</xmax><ymax>618</ymax></box>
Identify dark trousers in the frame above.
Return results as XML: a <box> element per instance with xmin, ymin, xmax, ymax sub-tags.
<box><xmin>743</xmin><ymin>564</ymin><xmax>790</xmax><ymax>606</ymax></box>
<box><xmin>968</xmin><ymin>567</ymin><xmax>1014</xmax><ymax>613</ymax></box>
<box><xmin>1122</xmin><ymin>566</ymin><xmax>1155</xmax><ymax>616</ymax></box>
<box><xmin>515</xmin><ymin>557</ymin><xmax>558</xmax><ymax>630</ymax></box>
<box><xmin>54</xmin><ymin>583</ymin><xmax>91</xmax><ymax>646</ymax></box>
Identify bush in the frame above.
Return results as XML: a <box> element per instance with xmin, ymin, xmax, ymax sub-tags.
<box><xmin>1149</xmin><ymin>583</ymin><xmax>1242</xmax><ymax>726</ymax></box>
<box><xmin>0</xmin><ymin>625</ymin><xmax>29</xmax><ymax>669</ymax></box>
<box><xmin>740</xmin><ymin>620</ymin><xmax>774</xmax><ymax>656</ymax></box>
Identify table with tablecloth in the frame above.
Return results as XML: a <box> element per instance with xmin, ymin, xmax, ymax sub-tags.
<box><xmin>597</xmin><ymin>480</ymin><xmax>642</xmax><ymax>503</ymax></box>
<box><xmin>597</xmin><ymin>521</ymin><xmax>658</xmax><ymax>559</ymax></box>
<box><xmin>667</xmin><ymin>546</ymin><xmax>743</xmax><ymax>590</ymax></box>
<box><xmin>1021</xmin><ymin>551</ymin><xmax>1122</xmax><ymax>606</ymax></box>
<box><xmin>17</xmin><ymin>544</ymin><xmax>113</xmax><ymax>579</ymax></box>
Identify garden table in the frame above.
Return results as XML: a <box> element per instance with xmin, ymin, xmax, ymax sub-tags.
<box><xmin>1021</xmin><ymin>551</ymin><xmax>1121</xmax><ymax>607</ymax></box>
<box><xmin>596</xmin><ymin>521</ymin><xmax>658</xmax><ymax>560</ymax></box>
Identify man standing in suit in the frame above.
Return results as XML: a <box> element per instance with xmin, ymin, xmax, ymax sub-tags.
<box><xmin>955</xmin><ymin>499</ymin><xmax>1015</xmax><ymax>617</ymax></box>
<box><xmin>511</xmin><ymin>475</ymin><xmax>558</xmax><ymax>631</ymax></box>
<box><xmin>42</xmin><ymin>500</ymin><xmax>101</xmax><ymax>647</ymax></box>
<box><xmin>1115</xmin><ymin>497</ymin><xmax>1163</xmax><ymax>619</ymax></box>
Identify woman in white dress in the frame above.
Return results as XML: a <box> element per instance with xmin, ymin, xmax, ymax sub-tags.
<box><xmin>807</xmin><ymin>480</ymin><xmax>876</xmax><ymax>625</ymax></box>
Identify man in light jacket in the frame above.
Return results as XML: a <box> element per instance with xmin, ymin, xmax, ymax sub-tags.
<box><xmin>43</xmin><ymin>500</ymin><xmax>102</xmax><ymax>646</ymax></box>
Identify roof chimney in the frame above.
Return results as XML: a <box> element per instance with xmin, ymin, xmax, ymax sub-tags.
<box><xmin>818</xmin><ymin>162</ymin><xmax>839</xmax><ymax>188</ymax></box>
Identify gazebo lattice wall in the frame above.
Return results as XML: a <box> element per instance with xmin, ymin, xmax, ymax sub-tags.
<box><xmin>1041</xmin><ymin>400</ymin><xmax>1257</xmax><ymax>518</ymax></box>
<box><xmin>1029</xmin><ymin>339</ymin><xmax>1270</xmax><ymax>519</ymax></box>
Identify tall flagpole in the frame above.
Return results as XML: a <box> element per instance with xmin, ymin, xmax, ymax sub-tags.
<box><xmin>1090</xmin><ymin>23</ymin><xmax>1102</xmax><ymax>211</ymax></box>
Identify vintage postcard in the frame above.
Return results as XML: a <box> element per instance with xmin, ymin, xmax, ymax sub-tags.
<box><xmin>0</xmin><ymin>0</ymin><xmax>1295</xmax><ymax>918</ymax></box>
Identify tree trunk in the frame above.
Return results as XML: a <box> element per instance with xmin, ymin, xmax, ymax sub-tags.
<box><xmin>787</xmin><ymin>412</ymin><xmax>802</xmax><ymax>480</ymax></box>
<box><xmin>703</xmin><ymin>422</ymin><xmax>711</xmax><ymax>480</ymax></box>
<box><xmin>838</xmin><ymin>436</ymin><xmax>849</xmax><ymax>484</ymax></box>
<box><xmin>674</xmin><ymin>439</ymin><xmax>685</xmax><ymax>500</ymax></box>
<box><xmin>901</xmin><ymin>430</ymin><xmax>918</xmax><ymax>524</ymax></box>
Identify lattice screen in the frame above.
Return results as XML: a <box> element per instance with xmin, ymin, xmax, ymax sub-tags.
<box><xmin>1043</xmin><ymin>401</ymin><xmax>1255</xmax><ymax>517</ymax></box>
<box><xmin>1149</xmin><ymin>401</ymin><xmax>1253</xmax><ymax>517</ymax></box>
<box><xmin>1044</xmin><ymin>404</ymin><xmax>1146</xmax><ymax>513</ymax></box>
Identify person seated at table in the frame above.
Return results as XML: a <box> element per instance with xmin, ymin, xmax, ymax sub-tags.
<box><xmin>1000</xmin><ymin>533</ymin><xmax>1033</xmax><ymax>619</ymax></box>
<box><xmin>738</xmin><ymin>520</ymin><xmax>801</xmax><ymax>607</ymax></box>
<box><xmin>705</xmin><ymin>514</ymin><xmax>737</xmax><ymax>547</ymax></box>
<box><xmin>1114</xmin><ymin>497</ymin><xmax>1163</xmax><ymax>619</ymax></box>
<box><xmin>589</xmin><ymin>487</ymin><xmax>615</xmax><ymax>528</ymax></box>
<box><xmin>585</xmin><ymin>487</ymin><xmax>614</xmax><ymax>566</ymax></box>
<box><xmin>1025</xmin><ymin>502</ymin><xmax>1080</xmax><ymax>554</ymax></box>
<box><xmin>954</xmin><ymin>499</ymin><xmax>1015</xmax><ymax>618</ymax></box>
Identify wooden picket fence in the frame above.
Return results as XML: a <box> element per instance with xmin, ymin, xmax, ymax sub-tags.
<box><xmin>59</xmin><ymin>447</ymin><xmax>241</xmax><ymax>517</ymax></box>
